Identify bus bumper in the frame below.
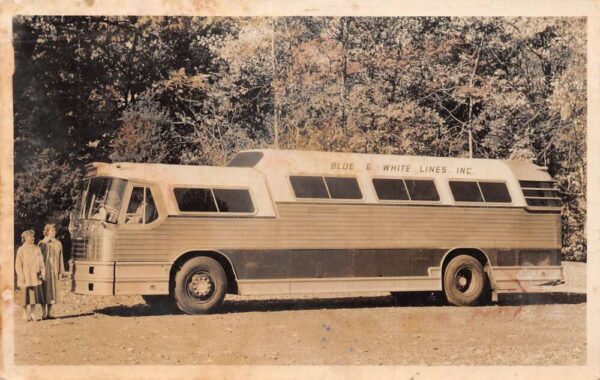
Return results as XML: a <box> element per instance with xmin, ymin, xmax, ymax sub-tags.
<box><xmin>71</xmin><ymin>260</ymin><xmax>171</xmax><ymax>295</ymax></box>
<box><xmin>490</xmin><ymin>265</ymin><xmax>564</xmax><ymax>292</ymax></box>
<box><xmin>72</xmin><ymin>260</ymin><xmax>115</xmax><ymax>295</ymax></box>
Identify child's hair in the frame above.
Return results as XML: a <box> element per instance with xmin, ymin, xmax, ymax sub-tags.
<box><xmin>43</xmin><ymin>223</ymin><xmax>56</xmax><ymax>236</ymax></box>
<box><xmin>21</xmin><ymin>230</ymin><xmax>35</xmax><ymax>243</ymax></box>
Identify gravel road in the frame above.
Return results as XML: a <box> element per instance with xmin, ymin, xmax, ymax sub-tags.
<box><xmin>12</xmin><ymin>262</ymin><xmax>586</xmax><ymax>366</ymax></box>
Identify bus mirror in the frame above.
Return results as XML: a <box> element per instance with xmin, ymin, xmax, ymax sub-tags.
<box><xmin>106</xmin><ymin>212</ymin><xmax>118</xmax><ymax>224</ymax></box>
<box><xmin>90</xmin><ymin>207</ymin><xmax>107</xmax><ymax>222</ymax></box>
<box><xmin>68</xmin><ymin>211</ymin><xmax>75</xmax><ymax>235</ymax></box>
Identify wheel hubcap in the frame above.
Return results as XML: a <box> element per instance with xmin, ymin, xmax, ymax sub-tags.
<box><xmin>186</xmin><ymin>272</ymin><xmax>215</xmax><ymax>302</ymax></box>
<box><xmin>454</xmin><ymin>267</ymin><xmax>477</xmax><ymax>295</ymax></box>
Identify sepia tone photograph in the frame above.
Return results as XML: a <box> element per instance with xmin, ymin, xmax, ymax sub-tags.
<box><xmin>0</xmin><ymin>1</ymin><xmax>599</xmax><ymax>379</ymax></box>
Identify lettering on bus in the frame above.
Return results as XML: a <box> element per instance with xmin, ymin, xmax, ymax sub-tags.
<box><xmin>383</xmin><ymin>164</ymin><xmax>411</xmax><ymax>173</ymax></box>
<box><xmin>418</xmin><ymin>165</ymin><xmax>447</xmax><ymax>174</ymax></box>
<box><xmin>330</xmin><ymin>162</ymin><xmax>355</xmax><ymax>170</ymax></box>
<box><xmin>456</xmin><ymin>167</ymin><xmax>473</xmax><ymax>175</ymax></box>
<box><xmin>331</xmin><ymin>161</ymin><xmax>473</xmax><ymax>175</ymax></box>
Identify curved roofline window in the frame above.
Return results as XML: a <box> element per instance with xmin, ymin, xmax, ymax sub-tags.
<box><xmin>227</xmin><ymin>152</ymin><xmax>264</xmax><ymax>167</ymax></box>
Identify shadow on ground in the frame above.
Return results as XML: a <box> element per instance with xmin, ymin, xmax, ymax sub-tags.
<box><xmin>498</xmin><ymin>292</ymin><xmax>586</xmax><ymax>306</ymax></box>
<box><xmin>51</xmin><ymin>312</ymin><xmax>95</xmax><ymax>320</ymax></box>
<box><xmin>94</xmin><ymin>291</ymin><xmax>586</xmax><ymax>317</ymax></box>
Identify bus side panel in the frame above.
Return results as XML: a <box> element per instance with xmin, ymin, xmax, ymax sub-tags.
<box><xmin>217</xmin><ymin>248</ymin><xmax>445</xmax><ymax>279</ymax></box>
<box><xmin>106</xmin><ymin>203</ymin><xmax>560</xmax><ymax>294</ymax></box>
<box><xmin>113</xmin><ymin>262</ymin><xmax>171</xmax><ymax>295</ymax></box>
<box><xmin>110</xmin><ymin>203</ymin><xmax>560</xmax><ymax>262</ymax></box>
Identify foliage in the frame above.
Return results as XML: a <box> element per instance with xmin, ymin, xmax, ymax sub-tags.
<box><xmin>13</xmin><ymin>16</ymin><xmax>587</xmax><ymax>261</ymax></box>
<box><xmin>14</xmin><ymin>148</ymin><xmax>82</xmax><ymax>244</ymax></box>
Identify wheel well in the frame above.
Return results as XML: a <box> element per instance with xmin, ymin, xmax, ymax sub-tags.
<box><xmin>169</xmin><ymin>251</ymin><xmax>239</xmax><ymax>295</ymax></box>
<box><xmin>441</xmin><ymin>248</ymin><xmax>490</xmax><ymax>289</ymax></box>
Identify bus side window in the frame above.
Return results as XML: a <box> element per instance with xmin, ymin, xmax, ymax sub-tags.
<box><xmin>290</xmin><ymin>176</ymin><xmax>329</xmax><ymax>199</ymax></box>
<box><xmin>373</xmin><ymin>178</ymin><xmax>409</xmax><ymax>200</ymax></box>
<box><xmin>405</xmin><ymin>179</ymin><xmax>440</xmax><ymax>201</ymax></box>
<box><xmin>173</xmin><ymin>188</ymin><xmax>218</xmax><ymax>212</ymax></box>
<box><xmin>479</xmin><ymin>182</ymin><xmax>511</xmax><ymax>203</ymax></box>
<box><xmin>213</xmin><ymin>189</ymin><xmax>255</xmax><ymax>212</ymax></box>
<box><xmin>126</xmin><ymin>187</ymin><xmax>158</xmax><ymax>224</ymax></box>
<box><xmin>449</xmin><ymin>181</ymin><xmax>483</xmax><ymax>202</ymax></box>
<box><xmin>324</xmin><ymin>177</ymin><xmax>362</xmax><ymax>199</ymax></box>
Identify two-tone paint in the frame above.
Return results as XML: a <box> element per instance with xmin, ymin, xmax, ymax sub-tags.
<box><xmin>70</xmin><ymin>149</ymin><xmax>563</xmax><ymax>297</ymax></box>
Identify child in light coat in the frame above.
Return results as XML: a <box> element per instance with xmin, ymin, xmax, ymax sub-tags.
<box><xmin>15</xmin><ymin>230</ymin><xmax>46</xmax><ymax>321</ymax></box>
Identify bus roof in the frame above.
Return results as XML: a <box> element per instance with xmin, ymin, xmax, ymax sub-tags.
<box><xmin>87</xmin><ymin>161</ymin><xmax>263</xmax><ymax>185</ymax></box>
<box><xmin>86</xmin><ymin>149</ymin><xmax>555</xmax><ymax>210</ymax></box>
<box><xmin>229</xmin><ymin>149</ymin><xmax>552</xmax><ymax>182</ymax></box>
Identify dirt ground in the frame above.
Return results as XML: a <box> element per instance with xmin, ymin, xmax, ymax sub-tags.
<box><xmin>12</xmin><ymin>262</ymin><xmax>586</xmax><ymax>366</ymax></box>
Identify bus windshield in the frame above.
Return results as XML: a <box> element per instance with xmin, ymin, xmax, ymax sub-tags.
<box><xmin>76</xmin><ymin>177</ymin><xmax>127</xmax><ymax>223</ymax></box>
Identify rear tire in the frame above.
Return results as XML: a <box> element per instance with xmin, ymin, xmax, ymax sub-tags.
<box><xmin>174</xmin><ymin>256</ymin><xmax>227</xmax><ymax>314</ymax></box>
<box><xmin>443</xmin><ymin>255</ymin><xmax>487</xmax><ymax>306</ymax></box>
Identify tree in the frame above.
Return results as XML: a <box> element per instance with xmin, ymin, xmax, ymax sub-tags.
<box><xmin>13</xmin><ymin>16</ymin><xmax>588</xmax><ymax>261</ymax></box>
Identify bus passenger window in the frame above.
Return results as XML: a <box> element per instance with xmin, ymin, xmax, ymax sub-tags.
<box><xmin>449</xmin><ymin>181</ymin><xmax>483</xmax><ymax>202</ymax></box>
<box><xmin>174</xmin><ymin>188</ymin><xmax>217</xmax><ymax>212</ymax></box>
<box><xmin>126</xmin><ymin>187</ymin><xmax>158</xmax><ymax>224</ymax></box>
<box><xmin>372</xmin><ymin>178</ymin><xmax>409</xmax><ymax>200</ymax></box>
<box><xmin>405</xmin><ymin>180</ymin><xmax>440</xmax><ymax>201</ymax></box>
<box><xmin>290</xmin><ymin>176</ymin><xmax>329</xmax><ymax>199</ymax></box>
<box><xmin>213</xmin><ymin>189</ymin><xmax>254</xmax><ymax>213</ymax></box>
<box><xmin>479</xmin><ymin>182</ymin><xmax>511</xmax><ymax>203</ymax></box>
<box><xmin>324</xmin><ymin>177</ymin><xmax>362</xmax><ymax>199</ymax></box>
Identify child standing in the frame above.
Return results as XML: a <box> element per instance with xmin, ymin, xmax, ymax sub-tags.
<box><xmin>15</xmin><ymin>230</ymin><xmax>46</xmax><ymax>321</ymax></box>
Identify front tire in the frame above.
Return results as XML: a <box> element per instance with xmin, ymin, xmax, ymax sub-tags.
<box><xmin>443</xmin><ymin>255</ymin><xmax>487</xmax><ymax>306</ymax></box>
<box><xmin>174</xmin><ymin>256</ymin><xmax>227</xmax><ymax>314</ymax></box>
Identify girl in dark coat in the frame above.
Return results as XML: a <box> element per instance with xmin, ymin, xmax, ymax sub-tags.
<box><xmin>39</xmin><ymin>223</ymin><xmax>66</xmax><ymax>319</ymax></box>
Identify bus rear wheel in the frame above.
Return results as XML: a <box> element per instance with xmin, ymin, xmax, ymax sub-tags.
<box><xmin>443</xmin><ymin>255</ymin><xmax>487</xmax><ymax>306</ymax></box>
<box><xmin>174</xmin><ymin>256</ymin><xmax>227</xmax><ymax>315</ymax></box>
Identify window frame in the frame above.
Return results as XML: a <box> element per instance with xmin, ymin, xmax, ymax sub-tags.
<box><xmin>288</xmin><ymin>175</ymin><xmax>330</xmax><ymax>200</ymax></box>
<box><xmin>477</xmin><ymin>180</ymin><xmax>513</xmax><ymax>204</ymax></box>
<box><xmin>173</xmin><ymin>187</ymin><xmax>219</xmax><ymax>213</ymax></box>
<box><xmin>118</xmin><ymin>181</ymin><xmax>165</xmax><ymax>229</ymax></box>
<box><xmin>212</xmin><ymin>187</ymin><xmax>257</xmax><ymax>214</ymax></box>
<box><xmin>448</xmin><ymin>179</ymin><xmax>513</xmax><ymax>206</ymax></box>
<box><xmin>370</xmin><ymin>176</ymin><xmax>442</xmax><ymax>204</ymax></box>
<box><xmin>171</xmin><ymin>184</ymin><xmax>258</xmax><ymax>216</ymax></box>
<box><xmin>448</xmin><ymin>180</ymin><xmax>485</xmax><ymax>203</ymax></box>
<box><xmin>287</xmin><ymin>174</ymin><xmax>365</xmax><ymax>202</ymax></box>
<box><xmin>371</xmin><ymin>177</ymin><xmax>410</xmax><ymax>202</ymax></box>
<box><xmin>323</xmin><ymin>176</ymin><xmax>364</xmax><ymax>200</ymax></box>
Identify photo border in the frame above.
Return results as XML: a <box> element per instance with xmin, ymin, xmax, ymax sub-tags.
<box><xmin>1</xmin><ymin>1</ymin><xmax>598</xmax><ymax>379</ymax></box>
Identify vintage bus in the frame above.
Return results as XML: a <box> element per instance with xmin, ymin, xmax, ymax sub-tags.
<box><xmin>69</xmin><ymin>149</ymin><xmax>564</xmax><ymax>314</ymax></box>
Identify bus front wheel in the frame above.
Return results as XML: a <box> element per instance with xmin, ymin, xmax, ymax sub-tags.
<box><xmin>174</xmin><ymin>256</ymin><xmax>227</xmax><ymax>315</ymax></box>
<box><xmin>443</xmin><ymin>255</ymin><xmax>487</xmax><ymax>306</ymax></box>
